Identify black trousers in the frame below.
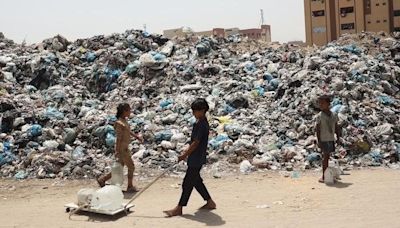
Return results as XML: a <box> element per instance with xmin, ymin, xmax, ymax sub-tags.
<box><xmin>178</xmin><ymin>166</ymin><xmax>211</xmax><ymax>206</ymax></box>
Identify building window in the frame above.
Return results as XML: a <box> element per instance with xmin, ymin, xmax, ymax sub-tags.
<box><xmin>394</xmin><ymin>10</ymin><xmax>400</xmax><ymax>17</ymax></box>
<box><xmin>313</xmin><ymin>26</ymin><xmax>326</xmax><ymax>33</ymax></box>
<box><xmin>395</xmin><ymin>27</ymin><xmax>400</xmax><ymax>32</ymax></box>
<box><xmin>341</xmin><ymin>23</ymin><xmax>355</xmax><ymax>30</ymax></box>
<box><xmin>383</xmin><ymin>19</ymin><xmax>387</xmax><ymax>22</ymax></box>
<box><xmin>340</xmin><ymin>7</ymin><xmax>354</xmax><ymax>14</ymax></box>
<box><xmin>312</xmin><ymin>10</ymin><xmax>325</xmax><ymax>17</ymax></box>
<box><xmin>377</xmin><ymin>20</ymin><xmax>380</xmax><ymax>23</ymax></box>
<box><xmin>367</xmin><ymin>21</ymin><xmax>371</xmax><ymax>24</ymax></box>
<box><xmin>376</xmin><ymin>3</ymin><xmax>379</xmax><ymax>6</ymax></box>
<box><xmin>383</xmin><ymin>2</ymin><xmax>386</xmax><ymax>5</ymax></box>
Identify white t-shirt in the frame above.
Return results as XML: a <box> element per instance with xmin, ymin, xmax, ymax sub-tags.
<box><xmin>316</xmin><ymin>111</ymin><xmax>338</xmax><ymax>142</ymax></box>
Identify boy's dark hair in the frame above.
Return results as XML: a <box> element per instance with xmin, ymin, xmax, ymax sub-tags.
<box><xmin>116</xmin><ymin>103</ymin><xmax>130</xmax><ymax>119</ymax></box>
<box><xmin>191</xmin><ymin>98</ymin><xmax>209</xmax><ymax>112</ymax></box>
<box><xmin>318</xmin><ymin>95</ymin><xmax>332</xmax><ymax>103</ymax></box>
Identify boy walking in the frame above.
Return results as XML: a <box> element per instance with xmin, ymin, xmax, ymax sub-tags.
<box><xmin>315</xmin><ymin>95</ymin><xmax>341</xmax><ymax>183</ymax></box>
<box><xmin>164</xmin><ymin>98</ymin><xmax>216</xmax><ymax>217</ymax></box>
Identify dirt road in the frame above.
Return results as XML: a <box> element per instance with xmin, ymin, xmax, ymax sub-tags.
<box><xmin>1</xmin><ymin>168</ymin><xmax>399</xmax><ymax>228</ymax></box>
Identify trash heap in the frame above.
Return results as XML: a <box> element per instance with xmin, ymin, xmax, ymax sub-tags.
<box><xmin>0</xmin><ymin>30</ymin><xmax>399</xmax><ymax>179</ymax></box>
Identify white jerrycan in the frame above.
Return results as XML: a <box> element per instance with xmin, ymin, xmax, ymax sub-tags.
<box><xmin>90</xmin><ymin>185</ymin><xmax>124</xmax><ymax>211</ymax></box>
<box><xmin>324</xmin><ymin>166</ymin><xmax>335</xmax><ymax>185</ymax></box>
<box><xmin>110</xmin><ymin>161</ymin><xmax>124</xmax><ymax>187</ymax></box>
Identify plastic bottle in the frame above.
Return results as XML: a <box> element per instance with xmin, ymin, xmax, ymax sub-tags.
<box><xmin>110</xmin><ymin>161</ymin><xmax>123</xmax><ymax>187</ymax></box>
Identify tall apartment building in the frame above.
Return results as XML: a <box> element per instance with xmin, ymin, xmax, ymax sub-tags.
<box><xmin>305</xmin><ymin>0</ymin><xmax>400</xmax><ymax>46</ymax></box>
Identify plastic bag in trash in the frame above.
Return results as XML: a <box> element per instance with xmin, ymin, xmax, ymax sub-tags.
<box><xmin>106</xmin><ymin>132</ymin><xmax>116</xmax><ymax>147</ymax></box>
<box><xmin>0</xmin><ymin>141</ymin><xmax>16</xmax><ymax>166</ymax></box>
<box><xmin>160</xmin><ymin>99</ymin><xmax>173</xmax><ymax>109</ymax></box>
<box><xmin>378</xmin><ymin>95</ymin><xmax>394</xmax><ymax>105</ymax></box>
<box><xmin>154</xmin><ymin>130</ymin><xmax>173</xmax><ymax>142</ymax></box>
<box><xmin>209</xmin><ymin>134</ymin><xmax>230</xmax><ymax>149</ymax></box>
<box><xmin>43</xmin><ymin>107</ymin><xmax>64</xmax><ymax>120</ymax></box>
<box><xmin>86</xmin><ymin>52</ymin><xmax>96</xmax><ymax>62</ymax></box>
<box><xmin>29</xmin><ymin>124</ymin><xmax>42</xmax><ymax>137</ymax></box>
<box><xmin>307</xmin><ymin>153</ymin><xmax>321</xmax><ymax>162</ymax></box>
<box><xmin>125</xmin><ymin>61</ymin><xmax>140</xmax><ymax>76</ymax></box>
<box><xmin>72</xmin><ymin>146</ymin><xmax>85</xmax><ymax>160</ymax></box>
<box><xmin>14</xmin><ymin>170</ymin><xmax>27</xmax><ymax>179</ymax></box>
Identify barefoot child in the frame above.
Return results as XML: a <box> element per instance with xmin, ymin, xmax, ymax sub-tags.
<box><xmin>97</xmin><ymin>103</ymin><xmax>143</xmax><ymax>192</ymax></box>
<box><xmin>315</xmin><ymin>95</ymin><xmax>341</xmax><ymax>183</ymax></box>
<box><xmin>164</xmin><ymin>98</ymin><xmax>216</xmax><ymax>217</ymax></box>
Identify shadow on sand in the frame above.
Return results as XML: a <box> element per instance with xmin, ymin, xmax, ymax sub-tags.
<box><xmin>182</xmin><ymin>210</ymin><xmax>226</xmax><ymax>226</ymax></box>
<box><xmin>326</xmin><ymin>181</ymin><xmax>353</xmax><ymax>189</ymax></box>
<box><xmin>69</xmin><ymin>209</ymin><xmax>134</xmax><ymax>223</ymax></box>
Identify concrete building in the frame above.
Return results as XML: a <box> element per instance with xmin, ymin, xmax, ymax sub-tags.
<box><xmin>240</xmin><ymin>25</ymin><xmax>272</xmax><ymax>41</ymax></box>
<box><xmin>163</xmin><ymin>25</ymin><xmax>271</xmax><ymax>42</ymax></box>
<box><xmin>163</xmin><ymin>27</ymin><xmax>194</xmax><ymax>39</ymax></box>
<box><xmin>304</xmin><ymin>0</ymin><xmax>400</xmax><ymax>46</ymax></box>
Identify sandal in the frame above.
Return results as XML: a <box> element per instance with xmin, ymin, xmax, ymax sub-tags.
<box><xmin>97</xmin><ymin>177</ymin><xmax>105</xmax><ymax>188</ymax></box>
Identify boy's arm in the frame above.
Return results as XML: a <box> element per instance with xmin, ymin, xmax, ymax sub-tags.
<box><xmin>315</xmin><ymin>123</ymin><xmax>321</xmax><ymax>146</ymax></box>
<box><xmin>335</xmin><ymin>122</ymin><xmax>342</xmax><ymax>144</ymax></box>
<box><xmin>130</xmin><ymin>132</ymin><xmax>144</xmax><ymax>143</ymax></box>
<box><xmin>179</xmin><ymin>140</ymin><xmax>200</xmax><ymax>162</ymax></box>
<box><xmin>115</xmin><ymin>123</ymin><xmax>123</xmax><ymax>155</ymax></box>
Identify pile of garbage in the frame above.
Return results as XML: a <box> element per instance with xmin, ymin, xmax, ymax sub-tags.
<box><xmin>0</xmin><ymin>29</ymin><xmax>399</xmax><ymax>179</ymax></box>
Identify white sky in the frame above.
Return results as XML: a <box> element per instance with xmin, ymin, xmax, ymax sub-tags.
<box><xmin>0</xmin><ymin>0</ymin><xmax>305</xmax><ymax>44</ymax></box>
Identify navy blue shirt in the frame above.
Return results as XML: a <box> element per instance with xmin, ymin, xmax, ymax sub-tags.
<box><xmin>187</xmin><ymin>118</ymin><xmax>209</xmax><ymax>168</ymax></box>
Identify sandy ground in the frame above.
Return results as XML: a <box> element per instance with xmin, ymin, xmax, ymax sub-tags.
<box><xmin>0</xmin><ymin>168</ymin><xmax>399</xmax><ymax>228</ymax></box>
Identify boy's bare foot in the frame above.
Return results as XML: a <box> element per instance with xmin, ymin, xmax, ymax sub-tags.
<box><xmin>199</xmin><ymin>199</ymin><xmax>217</xmax><ymax>210</ymax></box>
<box><xmin>163</xmin><ymin>206</ymin><xmax>182</xmax><ymax>217</ymax></box>
<box><xmin>318</xmin><ymin>178</ymin><xmax>324</xmax><ymax>183</ymax></box>
<box><xmin>125</xmin><ymin>186</ymin><xmax>139</xmax><ymax>193</ymax></box>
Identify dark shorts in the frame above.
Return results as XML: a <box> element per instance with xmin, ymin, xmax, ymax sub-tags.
<box><xmin>320</xmin><ymin>141</ymin><xmax>335</xmax><ymax>154</ymax></box>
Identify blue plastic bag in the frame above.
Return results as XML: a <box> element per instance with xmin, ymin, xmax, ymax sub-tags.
<box><xmin>106</xmin><ymin>132</ymin><xmax>116</xmax><ymax>147</ymax></box>
<box><xmin>223</xmin><ymin>105</ymin><xmax>235</xmax><ymax>114</ymax></box>
<box><xmin>257</xmin><ymin>86</ymin><xmax>265</xmax><ymax>96</ymax></box>
<box><xmin>86</xmin><ymin>52</ymin><xmax>97</xmax><ymax>62</ymax></box>
<box><xmin>44</xmin><ymin>107</ymin><xmax>64</xmax><ymax>120</ymax></box>
<box><xmin>378</xmin><ymin>95</ymin><xmax>394</xmax><ymax>105</ymax></box>
<box><xmin>153</xmin><ymin>53</ymin><xmax>166</xmax><ymax>62</ymax></box>
<box><xmin>263</xmin><ymin>73</ymin><xmax>273</xmax><ymax>82</ymax></box>
<box><xmin>160</xmin><ymin>99</ymin><xmax>173</xmax><ymax>109</ymax></box>
<box><xmin>331</xmin><ymin>104</ymin><xmax>342</xmax><ymax>113</ymax></box>
<box><xmin>307</xmin><ymin>153</ymin><xmax>321</xmax><ymax>162</ymax></box>
<box><xmin>29</xmin><ymin>124</ymin><xmax>42</xmax><ymax>137</ymax></box>
<box><xmin>72</xmin><ymin>146</ymin><xmax>85</xmax><ymax>160</ymax></box>
<box><xmin>0</xmin><ymin>141</ymin><xmax>16</xmax><ymax>167</ymax></box>
<box><xmin>269</xmin><ymin>79</ymin><xmax>280</xmax><ymax>90</ymax></box>
<box><xmin>15</xmin><ymin>170</ymin><xmax>27</xmax><ymax>180</ymax></box>
<box><xmin>209</xmin><ymin>134</ymin><xmax>230</xmax><ymax>149</ymax></box>
<box><xmin>155</xmin><ymin>130</ymin><xmax>173</xmax><ymax>142</ymax></box>
<box><xmin>125</xmin><ymin>62</ymin><xmax>140</xmax><ymax>75</ymax></box>
<box><xmin>370</xmin><ymin>151</ymin><xmax>382</xmax><ymax>163</ymax></box>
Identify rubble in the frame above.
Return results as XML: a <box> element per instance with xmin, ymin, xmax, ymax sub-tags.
<box><xmin>0</xmin><ymin>30</ymin><xmax>399</xmax><ymax>179</ymax></box>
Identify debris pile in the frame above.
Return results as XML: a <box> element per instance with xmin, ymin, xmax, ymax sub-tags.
<box><xmin>0</xmin><ymin>30</ymin><xmax>399</xmax><ymax>179</ymax></box>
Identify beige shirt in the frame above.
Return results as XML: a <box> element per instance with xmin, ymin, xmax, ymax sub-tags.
<box><xmin>114</xmin><ymin>119</ymin><xmax>131</xmax><ymax>152</ymax></box>
<box><xmin>316</xmin><ymin>111</ymin><xmax>338</xmax><ymax>142</ymax></box>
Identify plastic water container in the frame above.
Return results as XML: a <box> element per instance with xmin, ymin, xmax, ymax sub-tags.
<box><xmin>77</xmin><ymin>188</ymin><xmax>96</xmax><ymax>206</ymax></box>
<box><xmin>90</xmin><ymin>185</ymin><xmax>124</xmax><ymax>211</ymax></box>
<box><xmin>324</xmin><ymin>167</ymin><xmax>335</xmax><ymax>185</ymax></box>
<box><xmin>110</xmin><ymin>161</ymin><xmax>123</xmax><ymax>187</ymax></box>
